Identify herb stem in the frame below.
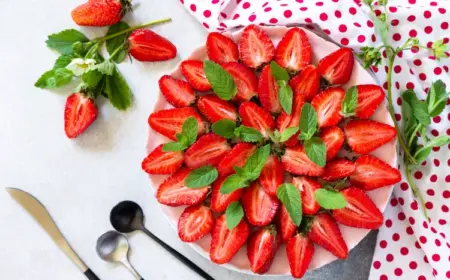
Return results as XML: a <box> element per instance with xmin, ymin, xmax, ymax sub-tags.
<box><xmin>109</xmin><ymin>42</ymin><xmax>127</xmax><ymax>60</ymax></box>
<box><xmin>405</xmin><ymin>165</ymin><xmax>428</xmax><ymax>219</ymax></box>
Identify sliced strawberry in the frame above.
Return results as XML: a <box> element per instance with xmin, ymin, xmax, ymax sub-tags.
<box><xmin>211</xmin><ymin>177</ymin><xmax>243</xmax><ymax>213</ymax></box>
<box><xmin>223</xmin><ymin>62</ymin><xmax>258</xmax><ymax>102</ymax></box>
<box><xmin>354</xmin><ymin>85</ymin><xmax>385</xmax><ymax>119</ymax></box>
<box><xmin>309</xmin><ymin>213</ymin><xmax>348</xmax><ymax>259</ymax></box>
<box><xmin>239</xmin><ymin>24</ymin><xmax>275</xmax><ymax>68</ymax></box>
<box><xmin>292</xmin><ymin>176</ymin><xmax>321</xmax><ymax>215</ymax></box>
<box><xmin>206</xmin><ymin>32</ymin><xmax>239</xmax><ymax>65</ymax></box>
<box><xmin>158</xmin><ymin>75</ymin><xmax>196</xmax><ymax>108</ymax></box>
<box><xmin>210</xmin><ymin>214</ymin><xmax>249</xmax><ymax>264</ymax></box>
<box><xmin>350</xmin><ymin>155</ymin><xmax>401</xmax><ymax>190</ymax></box>
<box><xmin>318</xmin><ymin>48</ymin><xmax>354</xmax><ymax>85</ymax></box>
<box><xmin>181</xmin><ymin>60</ymin><xmax>211</xmax><ymax>91</ymax></box>
<box><xmin>258</xmin><ymin>155</ymin><xmax>284</xmax><ymax>197</ymax></box>
<box><xmin>242</xmin><ymin>182</ymin><xmax>280</xmax><ymax>226</ymax></box>
<box><xmin>197</xmin><ymin>95</ymin><xmax>237</xmax><ymax>123</ymax></box>
<box><xmin>344</xmin><ymin>119</ymin><xmax>397</xmax><ymax>154</ymax></box>
<box><xmin>247</xmin><ymin>226</ymin><xmax>281</xmax><ymax>274</ymax></box>
<box><xmin>156</xmin><ymin>168</ymin><xmax>209</xmax><ymax>206</ymax></box>
<box><xmin>148</xmin><ymin>107</ymin><xmax>206</xmax><ymax>141</ymax></box>
<box><xmin>142</xmin><ymin>144</ymin><xmax>183</xmax><ymax>175</ymax></box>
<box><xmin>321</xmin><ymin>158</ymin><xmax>356</xmax><ymax>182</ymax></box>
<box><xmin>129</xmin><ymin>29</ymin><xmax>177</xmax><ymax>62</ymax></box>
<box><xmin>282</xmin><ymin>145</ymin><xmax>325</xmax><ymax>176</ymax></box>
<box><xmin>311</xmin><ymin>87</ymin><xmax>345</xmax><ymax>128</ymax></box>
<box><xmin>287</xmin><ymin>233</ymin><xmax>315</xmax><ymax>279</ymax></box>
<box><xmin>178</xmin><ymin>205</ymin><xmax>215</xmax><ymax>242</ymax></box>
<box><xmin>184</xmin><ymin>134</ymin><xmax>231</xmax><ymax>169</ymax></box>
<box><xmin>276</xmin><ymin>93</ymin><xmax>304</xmax><ymax>146</ymax></box>
<box><xmin>289</xmin><ymin>64</ymin><xmax>320</xmax><ymax>101</ymax></box>
<box><xmin>332</xmin><ymin>187</ymin><xmax>383</xmax><ymax>229</ymax></box>
<box><xmin>239</xmin><ymin>101</ymin><xmax>275</xmax><ymax>138</ymax></box>
<box><xmin>276</xmin><ymin>205</ymin><xmax>297</xmax><ymax>243</ymax></box>
<box><xmin>64</xmin><ymin>93</ymin><xmax>98</xmax><ymax>139</ymax></box>
<box><xmin>275</xmin><ymin>27</ymin><xmax>312</xmax><ymax>72</ymax></box>
<box><xmin>258</xmin><ymin>64</ymin><xmax>281</xmax><ymax>113</ymax></box>
<box><xmin>320</xmin><ymin>126</ymin><xmax>345</xmax><ymax>161</ymax></box>
<box><xmin>218</xmin><ymin>143</ymin><xmax>256</xmax><ymax>177</ymax></box>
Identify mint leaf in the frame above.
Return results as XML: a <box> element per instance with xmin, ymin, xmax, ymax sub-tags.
<box><xmin>243</xmin><ymin>144</ymin><xmax>271</xmax><ymax>180</ymax></box>
<box><xmin>82</xmin><ymin>69</ymin><xmax>104</xmax><ymax>88</ymax></box>
<box><xmin>53</xmin><ymin>55</ymin><xmax>73</xmax><ymax>69</ymax></box>
<box><xmin>185</xmin><ymin>166</ymin><xmax>218</xmax><ymax>189</ymax></box>
<box><xmin>342</xmin><ymin>86</ymin><xmax>358</xmax><ymax>116</ymax></box>
<box><xmin>35</xmin><ymin>68</ymin><xmax>74</xmax><ymax>89</ymax></box>
<box><xmin>426</xmin><ymin>80</ymin><xmax>448</xmax><ymax>117</ymax></box>
<box><xmin>204</xmin><ymin>60</ymin><xmax>237</xmax><ymax>100</ymax></box>
<box><xmin>234</xmin><ymin>166</ymin><xmax>247</xmax><ymax>177</ymax></box>
<box><xmin>277</xmin><ymin>183</ymin><xmax>302</xmax><ymax>226</ymax></box>
<box><xmin>46</xmin><ymin>29</ymin><xmax>89</xmax><ymax>55</ymax></box>
<box><xmin>104</xmin><ymin>66</ymin><xmax>132</xmax><ymax>110</ymax></box>
<box><xmin>220</xmin><ymin>174</ymin><xmax>249</xmax><ymax>194</ymax></box>
<box><xmin>212</xmin><ymin>119</ymin><xmax>236</xmax><ymax>139</ymax></box>
<box><xmin>106</xmin><ymin>22</ymin><xmax>130</xmax><ymax>63</ymax></box>
<box><xmin>280</xmin><ymin>127</ymin><xmax>299</xmax><ymax>142</ymax></box>
<box><xmin>314</xmin><ymin>189</ymin><xmax>347</xmax><ymax>209</ymax></box>
<box><xmin>182</xmin><ymin>117</ymin><xmax>198</xmax><ymax>146</ymax></box>
<box><xmin>279</xmin><ymin>84</ymin><xmax>293</xmax><ymax>115</ymax></box>
<box><xmin>402</xmin><ymin>90</ymin><xmax>430</xmax><ymax>126</ymax></box>
<box><xmin>270</xmin><ymin>61</ymin><xmax>289</xmax><ymax>81</ymax></box>
<box><xmin>305</xmin><ymin>137</ymin><xmax>326</xmax><ymax>167</ymax></box>
<box><xmin>425</xmin><ymin>135</ymin><xmax>450</xmax><ymax>148</ymax></box>
<box><xmin>413</xmin><ymin>146</ymin><xmax>432</xmax><ymax>166</ymax></box>
<box><xmin>234</xmin><ymin>126</ymin><xmax>263</xmax><ymax>142</ymax></box>
<box><xmin>225</xmin><ymin>202</ymin><xmax>244</xmax><ymax>230</ymax></box>
<box><xmin>162</xmin><ymin>142</ymin><xmax>187</xmax><ymax>152</ymax></box>
<box><xmin>299</xmin><ymin>103</ymin><xmax>318</xmax><ymax>140</ymax></box>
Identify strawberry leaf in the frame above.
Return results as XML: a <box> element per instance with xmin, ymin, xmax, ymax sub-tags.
<box><xmin>279</xmin><ymin>84</ymin><xmax>293</xmax><ymax>115</ymax></box>
<box><xmin>277</xmin><ymin>183</ymin><xmax>302</xmax><ymax>226</ymax></box>
<box><xmin>204</xmin><ymin>60</ymin><xmax>237</xmax><ymax>100</ymax></box>
<box><xmin>106</xmin><ymin>22</ymin><xmax>131</xmax><ymax>63</ymax></box>
<box><xmin>314</xmin><ymin>189</ymin><xmax>347</xmax><ymax>209</ymax></box>
<box><xmin>53</xmin><ymin>55</ymin><xmax>73</xmax><ymax>69</ymax></box>
<box><xmin>304</xmin><ymin>137</ymin><xmax>326</xmax><ymax>167</ymax></box>
<box><xmin>234</xmin><ymin>126</ymin><xmax>263</xmax><ymax>142</ymax></box>
<box><xmin>225</xmin><ymin>202</ymin><xmax>244</xmax><ymax>230</ymax></box>
<box><xmin>426</xmin><ymin>80</ymin><xmax>448</xmax><ymax>117</ymax></box>
<box><xmin>185</xmin><ymin>166</ymin><xmax>218</xmax><ymax>189</ymax></box>
<box><xmin>342</xmin><ymin>86</ymin><xmax>358</xmax><ymax>116</ymax></box>
<box><xmin>212</xmin><ymin>119</ymin><xmax>236</xmax><ymax>139</ymax></box>
<box><xmin>46</xmin><ymin>29</ymin><xmax>89</xmax><ymax>55</ymax></box>
<box><xmin>104</xmin><ymin>66</ymin><xmax>132</xmax><ymax>110</ymax></box>
<box><xmin>82</xmin><ymin>69</ymin><xmax>104</xmax><ymax>88</ymax></box>
<box><xmin>220</xmin><ymin>174</ymin><xmax>249</xmax><ymax>194</ymax></box>
<box><xmin>35</xmin><ymin>68</ymin><xmax>74</xmax><ymax>89</ymax></box>
<box><xmin>270</xmin><ymin>61</ymin><xmax>290</xmax><ymax>81</ymax></box>
<box><xmin>402</xmin><ymin>90</ymin><xmax>430</xmax><ymax>126</ymax></box>
<box><xmin>299</xmin><ymin>103</ymin><xmax>318</xmax><ymax>140</ymax></box>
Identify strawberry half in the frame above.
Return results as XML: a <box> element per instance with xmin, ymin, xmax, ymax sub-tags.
<box><xmin>258</xmin><ymin>64</ymin><xmax>281</xmax><ymax>113</ymax></box>
<box><xmin>354</xmin><ymin>85</ymin><xmax>385</xmax><ymax>119</ymax></box>
<box><xmin>344</xmin><ymin>119</ymin><xmax>397</xmax><ymax>154</ymax></box>
<box><xmin>206</xmin><ymin>32</ymin><xmax>239</xmax><ymax>65</ymax></box>
<box><xmin>287</xmin><ymin>233</ymin><xmax>315</xmax><ymax>279</ymax></box>
<box><xmin>142</xmin><ymin>144</ymin><xmax>183</xmax><ymax>175</ymax></box>
<box><xmin>210</xmin><ymin>214</ymin><xmax>249</xmax><ymax>264</ymax></box>
<box><xmin>350</xmin><ymin>155</ymin><xmax>401</xmax><ymax>190</ymax></box>
<box><xmin>320</xmin><ymin>126</ymin><xmax>345</xmax><ymax>161</ymax></box>
<box><xmin>311</xmin><ymin>87</ymin><xmax>345</xmax><ymax>128</ymax></box>
<box><xmin>321</xmin><ymin>158</ymin><xmax>356</xmax><ymax>182</ymax></box>
<box><xmin>181</xmin><ymin>60</ymin><xmax>212</xmax><ymax>91</ymax></box>
<box><xmin>242</xmin><ymin>182</ymin><xmax>280</xmax><ymax>226</ymax></box>
<box><xmin>223</xmin><ymin>62</ymin><xmax>258</xmax><ymax>102</ymax></box>
<box><xmin>239</xmin><ymin>24</ymin><xmax>275</xmax><ymax>68</ymax></box>
<box><xmin>277</xmin><ymin>205</ymin><xmax>297</xmax><ymax>243</ymax></box>
<box><xmin>275</xmin><ymin>27</ymin><xmax>312</xmax><ymax>72</ymax></box>
<box><xmin>247</xmin><ymin>226</ymin><xmax>281</xmax><ymax>274</ymax></box>
<box><xmin>197</xmin><ymin>95</ymin><xmax>237</xmax><ymax>123</ymax></box>
<box><xmin>71</xmin><ymin>0</ymin><xmax>129</xmax><ymax>27</ymax></box>
<box><xmin>289</xmin><ymin>64</ymin><xmax>320</xmax><ymax>101</ymax></box>
<box><xmin>64</xmin><ymin>93</ymin><xmax>98</xmax><ymax>139</ymax></box>
<box><xmin>184</xmin><ymin>134</ymin><xmax>231</xmax><ymax>169</ymax></box>
<box><xmin>148</xmin><ymin>107</ymin><xmax>206</xmax><ymax>141</ymax></box>
<box><xmin>211</xmin><ymin>177</ymin><xmax>243</xmax><ymax>213</ymax></box>
<box><xmin>156</xmin><ymin>168</ymin><xmax>209</xmax><ymax>206</ymax></box>
<box><xmin>178</xmin><ymin>205</ymin><xmax>215</xmax><ymax>242</ymax></box>
<box><xmin>318</xmin><ymin>48</ymin><xmax>354</xmax><ymax>85</ymax></box>
<box><xmin>309</xmin><ymin>213</ymin><xmax>348</xmax><ymax>259</ymax></box>
<box><xmin>258</xmin><ymin>155</ymin><xmax>284</xmax><ymax>197</ymax></box>
<box><xmin>159</xmin><ymin>75</ymin><xmax>196</xmax><ymax>108</ymax></box>
<box><xmin>276</xmin><ymin>93</ymin><xmax>304</xmax><ymax>146</ymax></box>
<box><xmin>239</xmin><ymin>101</ymin><xmax>275</xmax><ymax>138</ymax></box>
<box><xmin>292</xmin><ymin>176</ymin><xmax>321</xmax><ymax>215</ymax></box>
<box><xmin>129</xmin><ymin>29</ymin><xmax>177</xmax><ymax>62</ymax></box>
<box><xmin>218</xmin><ymin>143</ymin><xmax>256</xmax><ymax>177</ymax></box>
<box><xmin>332</xmin><ymin>187</ymin><xmax>383</xmax><ymax>229</ymax></box>
<box><xmin>282</xmin><ymin>145</ymin><xmax>325</xmax><ymax>176</ymax></box>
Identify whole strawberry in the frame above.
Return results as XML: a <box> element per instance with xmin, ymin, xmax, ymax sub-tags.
<box><xmin>129</xmin><ymin>29</ymin><xmax>177</xmax><ymax>62</ymax></box>
<box><xmin>71</xmin><ymin>0</ymin><xmax>131</xmax><ymax>27</ymax></box>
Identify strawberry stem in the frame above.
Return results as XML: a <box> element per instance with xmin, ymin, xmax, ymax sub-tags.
<box><xmin>405</xmin><ymin>166</ymin><xmax>428</xmax><ymax>219</ymax></box>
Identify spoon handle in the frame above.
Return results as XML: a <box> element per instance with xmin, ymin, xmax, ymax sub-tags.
<box><xmin>84</xmin><ymin>269</ymin><xmax>101</xmax><ymax>280</ymax></box>
<box><xmin>122</xmin><ymin>258</ymin><xmax>144</xmax><ymax>280</ymax></box>
<box><xmin>141</xmin><ymin>227</ymin><xmax>214</xmax><ymax>280</ymax></box>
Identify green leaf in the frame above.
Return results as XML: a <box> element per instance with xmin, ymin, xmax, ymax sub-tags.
<box><xmin>342</xmin><ymin>86</ymin><xmax>358</xmax><ymax>116</ymax></box>
<box><xmin>372</xmin><ymin>14</ymin><xmax>389</xmax><ymax>46</ymax></box>
<box><xmin>185</xmin><ymin>166</ymin><xmax>218</xmax><ymax>189</ymax></box>
<box><xmin>53</xmin><ymin>55</ymin><xmax>73</xmax><ymax>69</ymax></box>
<box><xmin>279</xmin><ymin>84</ymin><xmax>293</xmax><ymax>115</ymax></box>
<box><xmin>425</xmin><ymin>135</ymin><xmax>450</xmax><ymax>148</ymax></box>
<box><xmin>46</xmin><ymin>29</ymin><xmax>89</xmax><ymax>55</ymax></box>
<box><xmin>220</xmin><ymin>174</ymin><xmax>249</xmax><ymax>194</ymax></box>
<box><xmin>212</xmin><ymin>120</ymin><xmax>236</xmax><ymax>139</ymax></box>
<box><xmin>104</xmin><ymin>66</ymin><xmax>132</xmax><ymax>110</ymax></box>
<box><xmin>234</xmin><ymin>166</ymin><xmax>247</xmax><ymax>177</ymax></box>
<box><xmin>182</xmin><ymin>117</ymin><xmax>198</xmax><ymax>146</ymax></box>
<box><xmin>432</xmin><ymin>39</ymin><xmax>449</xmax><ymax>61</ymax></box>
<box><xmin>106</xmin><ymin>22</ymin><xmax>131</xmax><ymax>63</ymax></box>
<box><xmin>234</xmin><ymin>126</ymin><xmax>263</xmax><ymax>143</ymax></box>
<box><xmin>162</xmin><ymin>142</ymin><xmax>187</xmax><ymax>152</ymax></box>
<box><xmin>225</xmin><ymin>202</ymin><xmax>244</xmax><ymax>230</ymax></box>
<box><xmin>402</xmin><ymin>99</ymin><xmax>418</xmax><ymax>148</ymax></box>
<box><xmin>277</xmin><ymin>183</ymin><xmax>302</xmax><ymax>226</ymax></box>
<box><xmin>299</xmin><ymin>103</ymin><xmax>318</xmax><ymax>141</ymax></box>
<box><xmin>402</xmin><ymin>90</ymin><xmax>430</xmax><ymax>126</ymax></box>
<box><xmin>94</xmin><ymin>60</ymin><xmax>115</xmax><ymax>76</ymax></box>
<box><xmin>243</xmin><ymin>144</ymin><xmax>271</xmax><ymax>180</ymax></box>
<box><xmin>270</xmin><ymin>61</ymin><xmax>290</xmax><ymax>81</ymax></box>
<box><xmin>34</xmin><ymin>68</ymin><xmax>74</xmax><ymax>89</ymax></box>
<box><xmin>280</xmin><ymin>127</ymin><xmax>299</xmax><ymax>142</ymax></box>
<box><xmin>426</xmin><ymin>80</ymin><xmax>448</xmax><ymax>117</ymax></box>
<box><xmin>304</xmin><ymin>137</ymin><xmax>326</xmax><ymax>167</ymax></box>
<box><xmin>314</xmin><ymin>189</ymin><xmax>347</xmax><ymax>209</ymax></box>
<box><xmin>82</xmin><ymin>69</ymin><xmax>104</xmax><ymax>88</ymax></box>
<box><xmin>204</xmin><ymin>60</ymin><xmax>237</xmax><ymax>100</ymax></box>
<box><xmin>413</xmin><ymin>146</ymin><xmax>432</xmax><ymax>166</ymax></box>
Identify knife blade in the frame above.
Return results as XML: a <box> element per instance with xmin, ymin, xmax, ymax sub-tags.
<box><xmin>7</xmin><ymin>188</ymin><xmax>100</xmax><ymax>280</ymax></box>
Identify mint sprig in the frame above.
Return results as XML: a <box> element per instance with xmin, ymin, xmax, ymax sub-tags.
<box><xmin>277</xmin><ymin>184</ymin><xmax>302</xmax><ymax>226</ymax></box>
<box><xmin>185</xmin><ymin>166</ymin><xmax>218</xmax><ymax>189</ymax></box>
<box><xmin>204</xmin><ymin>60</ymin><xmax>237</xmax><ymax>100</ymax></box>
<box><xmin>163</xmin><ymin>117</ymin><xmax>198</xmax><ymax>152</ymax></box>
<box><xmin>341</xmin><ymin>86</ymin><xmax>358</xmax><ymax>117</ymax></box>
<box><xmin>298</xmin><ymin>103</ymin><xmax>318</xmax><ymax>141</ymax></box>
<box><xmin>314</xmin><ymin>189</ymin><xmax>347</xmax><ymax>209</ymax></box>
<box><xmin>304</xmin><ymin>137</ymin><xmax>327</xmax><ymax>167</ymax></box>
<box><xmin>225</xmin><ymin>202</ymin><xmax>244</xmax><ymax>230</ymax></box>
<box><xmin>211</xmin><ymin>120</ymin><xmax>263</xmax><ymax>143</ymax></box>
<box><xmin>271</xmin><ymin>61</ymin><xmax>293</xmax><ymax>114</ymax></box>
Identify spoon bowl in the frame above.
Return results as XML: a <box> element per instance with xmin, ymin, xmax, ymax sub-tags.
<box><xmin>110</xmin><ymin>201</ymin><xmax>144</xmax><ymax>233</ymax></box>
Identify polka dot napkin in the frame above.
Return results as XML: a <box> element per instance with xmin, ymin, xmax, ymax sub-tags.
<box><xmin>180</xmin><ymin>0</ymin><xmax>450</xmax><ymax>279</ymax></box>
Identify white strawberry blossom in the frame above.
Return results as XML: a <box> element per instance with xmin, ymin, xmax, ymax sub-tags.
<box><xmin>65</xmin><ymin>58</ymin><xmax>96</xmax><ymax>76</ymax></box>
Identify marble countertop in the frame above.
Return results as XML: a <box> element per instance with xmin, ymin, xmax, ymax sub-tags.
<box><xmin>0</xmin><ymin>0</ymin><xmax>376</xmax><ymax>279</ymax></box>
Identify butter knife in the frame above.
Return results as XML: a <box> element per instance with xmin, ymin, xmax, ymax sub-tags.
<box><xmin>7</xmin><ymin>188</ymin><xmax>100</xmax><ymax>280</ymax></box>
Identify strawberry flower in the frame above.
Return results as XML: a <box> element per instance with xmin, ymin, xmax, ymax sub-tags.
<box><xmin>65</xmin><ymin>58</ymin><xmax>96</xmax><ymax>76</ymax></box>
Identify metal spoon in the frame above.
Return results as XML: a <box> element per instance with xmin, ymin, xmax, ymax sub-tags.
<box><xmin>96</xmin><ymin>231</ymin><xmax>144</xmax><ymax>280</ymax></box>
<box><xmin>110</xmin><ymin>201</ymin><xmax>214</xmax><ymax>280</ymax></box>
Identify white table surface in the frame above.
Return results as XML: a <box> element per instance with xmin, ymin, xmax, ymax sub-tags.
<box><xmin>0</xmin><ymin>1</ymin><xmax>376</xmax><ymax>279</ymax></box>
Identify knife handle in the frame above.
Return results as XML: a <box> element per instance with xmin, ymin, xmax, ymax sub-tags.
<box><xmin>84</xmin><ymin>269</ymin><xmax>100</xmax><ymax>280</ymax></box>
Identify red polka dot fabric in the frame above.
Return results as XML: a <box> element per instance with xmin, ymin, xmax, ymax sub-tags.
<box><xmin>180</xmin><ymin>0</ymin><xmax>450</xmax><ymax>279</ymax></box>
